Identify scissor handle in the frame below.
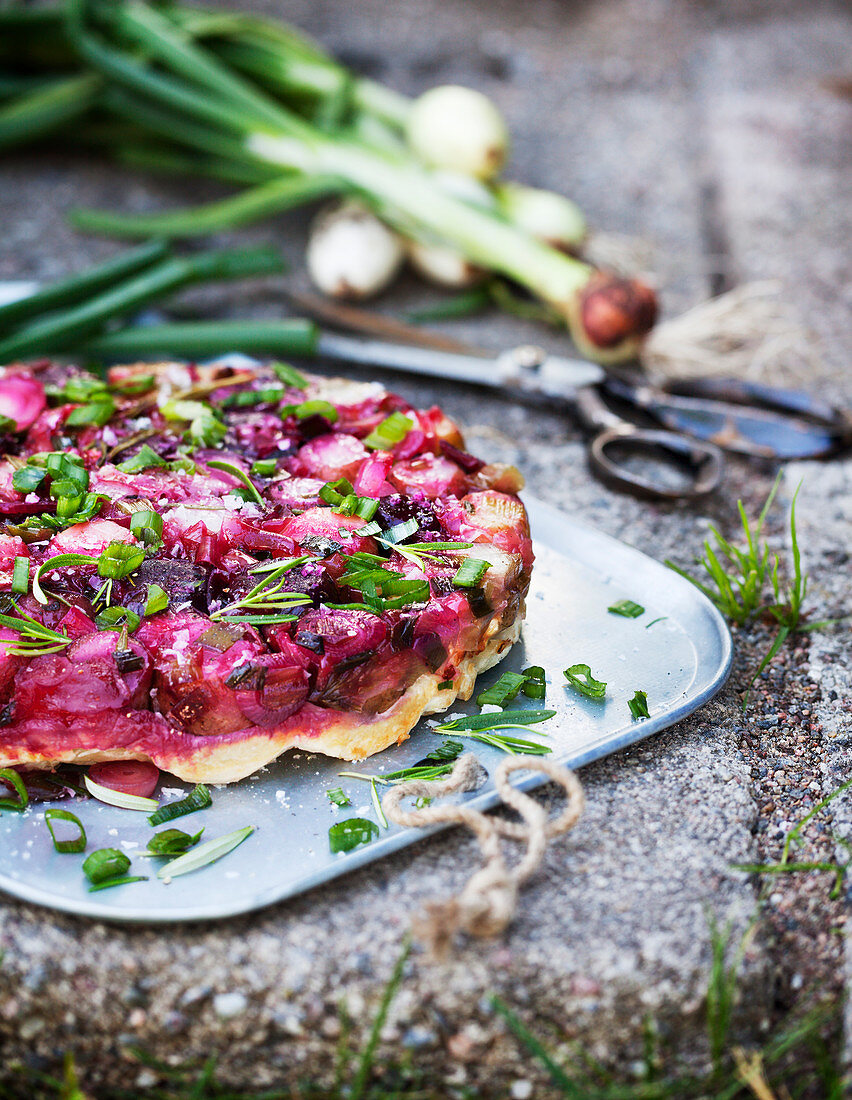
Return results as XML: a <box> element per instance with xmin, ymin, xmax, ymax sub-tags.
<box><xmin>589</xmin><ymin>425</ymin><xmax>724</xmax><ymax>501</ymax></box>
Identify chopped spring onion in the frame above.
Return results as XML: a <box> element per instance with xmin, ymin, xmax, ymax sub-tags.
<box><xmin>371</xmin><ymin>779</ymin><xmax>389</xmax><ymax>830</ymax></box>
<box><xmin>282</xmin><ymin>398</ymin><xmax>338</xmax><ymax>423</ymax></box>
<box><xmin>98</xmin><ymin>542</ymin><xmax>146</xmax><ymax>580</ymax></box>
<box><xmin>148</xmin><ymin>783</ymin><xmax>211</xmax><ymax>825</ymax></box>
<box><xmin>206</xmin><ymin>458</ymin><xmax>264</xmax><ymax>506</ymax></box>
<box><xmin>0</xmin><ymin>768</ymin><xmax>29</xmax><ymax>812</ymax></box>
<box><xmin>364</xmin><ymin>412</ymin><xmax>413</xmax><ymax>451</ymax></box>
<box><xmin>563</xmin><ymin>664</ymin><xmax>607</xmax><ymax>700</ymax></box>
<box><xmin>435</xmin><ymin>708</ymin><xmax>556</xmax><ymax>732</ymax></box>
<box><xmin>328</xmin><ymin>817</ymin><xmax>379</xmax><ymax>853</ymax></box>
<box><xmin>452</xmin><ymin>557</ymin><xmax>490</xmax><ymax>588</ymax></box>
<box><xmin>382</xmin><ymin>518</ymin><xmax>418</xmax><ymax>545</ymax></box>
<box><xmin>608</xmin><ymin>599</ymin><xmax>645</xmax><ymax>619</ymax></box>
<box><xmin>337</xmin><ymin>494</ymin><xmax>378</xmax><ymax>520</ymax></box>
<box><xmin>117</xmin><ymin>443</ymin><xmax>166</xmax><ymax>473</ymax></box>
<box><xmin>157</xmin><ymin>824</ymin><xmax>254</xmax><ymax>879</ymax></box>
<box><xmin>326</xmin><ymin>787</ymin><xmax>351</xmax><ymax>807</ymax></box>
<box><xmin>95</xmin><ymin>605</ymin><xmax>141</xmax><ymax>633</ymax></box>
<box><xmin>44</xmin><ymin>808</ymin><xmax>87</xmax><ymax>853</ymax></box>
<box><xmin>437</xmin><ymin>678</ymin><xmax>454</xmax><ymax>690</ymax></box>
<box><xmin>11</xmin><ymin>466</ymin><xmax>46</xmax><ymax>493</ymax></box>
<box><xmin>271</xmin><ymin>362</ymin><xmax>308</xmax><ymax>389</ymax></box>
<box><xmin>11</xmin><ymin>556</ymin><xmax>29</xmax><ymax>595</ymax></box>
<box><xmin>82</xmin><ymin>847</ymin><xmax>131</xmax><ymax>883</ymax></box>
<box><xmin>129</xmin><ymin>509</ymin><xmax>164</xmax><ymax>544</ymax></box>
<box><xmin>143</xmin><ymin>584</ymin><xmax>169</xmax><ymax>617</ymax></box>
<box><xmin>250</xmin><ymin>458</ymin><xmax>277</xmax><ymax>477</ymax></box>
<box><xmin>89</xmin><ymin>874</ymin><xmax>149</xmax><ymax>893</ymax></box>
<box><xmin>145</xmin><ymin>827</ymin><xmax>204</xmax><ymax>856</ymax></box>
<box><xmin>65</xmin><ymin>396</ymin><xmax>116</xmax><ymax>427</ymax></box>
<box><xmin>628</xmin><ymin>690</ymin><xmax>650</xmax><ymax>719</ymax></box>
<box><xmin>476</xmin><ymin>670</ymin><xmax>529</xmax><ymax>708</ymax></box>
<box><xmin>221</xmin><ymin>385</ymin><xmax>285</xmax><ymax>408</ymax></box>
<box><xmin>84</xmin><ymin>773</ymin><xmax>159</xmax><ymax>812</ymax></box>
<box><xmin>521</xmin><ymin>665</ymin><xmax>546</xmax><ymax>700</ymax></box>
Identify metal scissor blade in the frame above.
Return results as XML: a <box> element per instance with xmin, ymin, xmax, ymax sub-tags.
<box><xmin>316</xmin><ymin>332</ymin><xmax>604</xmax><ymax>398</ymax></box>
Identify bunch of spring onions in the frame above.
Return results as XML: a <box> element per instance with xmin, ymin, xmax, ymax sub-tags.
<box><xmin>0</xmin><ymin>0</ymin><xmax>657</xmax><ymax>364</ymax></box>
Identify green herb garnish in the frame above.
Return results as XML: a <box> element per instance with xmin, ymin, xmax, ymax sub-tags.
<box><xmin>452</xmin><ymin>557</ymin><xmax>490</xmax><ymax>588</ymax></box>
<box><xmin>436</xmin><ymin>708</ymin><xmax>556</xmax><ymax>732</ymax></box>
<box><xmin>65</xmin><ymin>396</ymin><xmax>115</xmax><ymax>428</ymax></box>
<box><xmin>476</xmin><ymin>671</ymin><xmax>529</xmax><ymax>708</ymax></box>
<box><xmin>282</xmin><ymin>399</ymin><xmax>338</xmax><ymax>423</ymax></box>
<box><xmin>11</xmin><ymin>556</ymin><xmax>29</xmax><ymax>595</ymax></box>
<box><xmin>329</xmin><ymin>817</ymin><xmax>379</xmax><ymax>853</ymax></box>
<box><xmin>206</xmin><ymin>458</ymin><xmax>264</xmax><ymax>506</ymax></box>
<box><xmin>117</xmin><ymin>444</ymin><xmax>167</xmax><ymax>473</ymax></box>
<box><xmin>563</xmin><ymin>664</ymin><xmax>607</xmax><ymax>700</ymax></box>
<box><xmin>84</xmin><ymin>774</ymin><xmax>158</xmax><ymax>812</ymax></box>
<box><xmin>520</xmin><ymin>666</ymin><xmax>546</xmax><ymax>700</ymax></box>
<box><xmin>0</xmin><ymin>603</ymin><xmax>72</xmax><ymax>657</ymax></box>
<box><xmin>326</xmin><ymin>787</ymin><xmax>351</xmax><ymax>807</ymax></box>
<box><xmin>250</xmin><ymin>458</ymin><xmax>277</xmax><ymax>478</ymax></box>
<box><xmin>88</xmin><ymin>875</ymin><xmax>148</xmax><ymax>893</ymax></box>
<box><xmin>11</xmin><ymin>466</ymin><xmax>46</xmax><ymax>493</ymax></box>
<box><xmin>210</xmin><ymin>565</ymin><xmax>311</xmax><ymax>624</ymax></box>
<box><xmin>145</xmin><ymin>827</ymin><xmax>204</xmax><ymax>856</ymax></box>
<box><xmin>83</xmin><ymin>847</ymin><xmax>131</xmax><ymax>884</ymax></box>
<box><xmin>0</xmin><ymin>768</ymin><xmax>29</xmax><ymax>812</ymax></box>
<box><xmin>271</xmin><ymin>362</ymin><xmax>308</xmax><ymax>389</ymax></box>
<box><xmin>148</xmin><ymin>783</ymin><xmax>211</xmax><ymax>826</ymax></box>
<box><xmin>44</xmin><ymin>808</ymin><xmax>87</xmax><ymax>853</ymax></box>
<box><xmin>364</xmin><ymin>412</ymin><xmax>412</xmax><ymax>450</ymax></box>
<box><xmin>157</xmin><ymin>825</ymin><xmax>254</xmax><ymax>879</ymax></box>
<box><xmin>628</xmin><ymin>690</ymin><xmax>650</xmax><ymax>719</ymax></box>
<box><xmin>608</xmin><ymin>599</ymin><xmax>645</xmax><ymax>618</ymax></box>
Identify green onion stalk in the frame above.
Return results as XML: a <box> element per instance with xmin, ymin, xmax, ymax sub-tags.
<box><xmin>52</xmin><ymin>0</ymin><xmax>655</xmax><ymax>363</ymax></box>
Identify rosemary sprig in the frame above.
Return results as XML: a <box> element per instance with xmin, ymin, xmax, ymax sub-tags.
<box><xmin>210</xmin><ymin>566</ymin><xmax>311</xmax><ymax>624</ymax></box>
<box><xmin>0</xmin><ymin>602</ymin><xmax>72</xmax><ymax>656</ymax></box>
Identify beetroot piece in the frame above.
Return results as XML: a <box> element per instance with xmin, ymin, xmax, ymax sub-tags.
<box><xmin>129</xmin><ymin>558</ymin><xmax>207</xmax><ymax>611</ymax></box>
<box><xmin>49</xmin><ymin>520</ymin><xmax>135</xmax><ymax>557</ymax></box>
<box><xmin>296</xmin><ymin>608</ymin><xmax>388</xmax><ymax>664</ymax></box>
<box><xmin>373</xmin><ymin>494</ymin><xmax>442</xmax><ymax>538</ymax></box>
<box><xmin>390</xmin><ymin>453</ymin><xmax>469</xmax><ymax>499</ymax></box>
<box><xmin>13</xmin><ymin>632</ymin><xmax>151</xmax><ymax>722</ymax></box>
<box><xmin>0</xmin><ymin>373</ymin><xmax>46</xmax><ymax>431</ymax></box>
<box><xmin>281</xmin><ymin>508</ymin><xmax>378</xmax><ymax>556</ymax></box>
<box><xmin>290</xmin><ymin>432</ymin><xmax>368</xmax><ymax>483</ymax></box>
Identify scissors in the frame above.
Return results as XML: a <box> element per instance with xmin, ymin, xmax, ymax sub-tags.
<box><xmin>1</xmin><ymin>282</ymin><xmax>849</xmax><ymax>501</ymax></box>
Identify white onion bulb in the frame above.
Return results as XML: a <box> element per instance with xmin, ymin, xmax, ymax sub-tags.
<box><xmin>406</xmin><ymin>85</ymin><xmax>509</xmax><ymax>181</ymax></box>
<box><xmin>306</xmin><ymin>202</ymin><xmax>404</xmax><ymax>300</ymax></box>
<box><xmin>495</xmin><ymin>182</ymin><xmax>587</xmax><ymax>252</ymax></box>
<box><xmin>407</xmin><ymin>240</ymin><xmax>484</xmax><ymax>288</ymax></box>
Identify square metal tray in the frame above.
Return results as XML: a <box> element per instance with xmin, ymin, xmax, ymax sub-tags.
<box><xmin>0</xmin><ymin>496</ymin><xmax>731</xmax><ymax>922</ymax></box>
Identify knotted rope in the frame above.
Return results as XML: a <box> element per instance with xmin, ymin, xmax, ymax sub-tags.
<box><xmin>382</xmin><ymin>753</ymin><xmax>584</xmax><ymax>956</ymax></box>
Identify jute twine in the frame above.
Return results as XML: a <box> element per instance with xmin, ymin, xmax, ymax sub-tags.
<box><xmin>382</xmin><ymin>753</ymin><xmax>584</xmax><ymax>956</ymax></box>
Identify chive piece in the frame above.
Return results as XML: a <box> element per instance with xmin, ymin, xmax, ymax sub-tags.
<box><xmin>453</xmin><ymin>557</ymin><xmax>490</xmax><ymax>588</ymax></box>
<box><xmin>329</xmin><ymin>817</ymin><xmax>379</xmax><ymax>853</ymax></box>
<box><xmin>437</xmin><ymin>679</ymin><xmax>454</xmax><ymax>690</ymax></box>
<box><xmin>143</xmin><ymin>584</ymin><xmax>169</xmax><ymax>617</ymax></box>
<box><xmin>250</xmin><ymin>458</ymin><xmax>277</xmax><ymax>478</ymax></box>
<box><xmin>206</xmin><ymin>459</ymin><xmax>264</xmax><ymax>506</ymax></box>
<box><xmin>95</xmin><ymin>605</ymin><xmax>141</xmax><ymax>633</ymax></box>
<box><xmin>326</xmin><ymin>787</ymin><xmax>351</xmax><ymax>807</ymax></box>
<box><xmin>271</xmin><ymin>361</ymin><xmax>308</xmax><ymax>389</ymax></box>
<box><xmin>11</xmin><ymin>556</ymin><xmax>29</xmax><ymax>595</ymax></box>
<box><xmin>84</xmin><ymin>774</ymin><xmax>159</xmax><ymax>812</ymax></box>
<box><xmin>65</xmin><ymin>397</ymin><xmax>116</xmax><ymax>428</ymax></box>
<box><xmin>521</xmin><ymin>666</ymin><xmax>546</xmax><ymax>700</ymax></box>
<box><xmin>364</xmin><ymin>412</ymin><xmax>413</xmax><ymax>451</ymax></box>
<box><xmin>319</xmin><ymin>477</ymin><xmax>354</xmax><ymax>505</ymax></box>
<box><xmin>221</xmin><ymin>386</ymin><xmax>285</xmax><ymax>409</ymax></box>
<box><xmin>371</xmin><ymin>779</ymin><xmax>388</xmax><ymax>830</ymax></box>
<box><xmin>145</xmin><ymin>827</ymin><xmax>204</xmax><ymax>856</ymax></box>
<box><xmin>148</xmin><ymin>783</ymin><xmax>211</xmax><ymax>826</ymax></box>
<box><xmin>117</xmin><ymin>443</ymin><xmax>167</xmax><ymax>473</ymax></box>
<box><xmin>111</xmin><ymin>374</ymin><xmax>156</xmax><ymax>396</ymax></box>
<box><xmin>464</xmin><ymin>732</ymin><xmax>552</xmax><ymax>756</ymax></box>
<box><xmin>383</xmin><ymin>518</ymin><xmax>418</xmax><ymax>545</ymax></box>
<box><xmin>0</xmin><ymin>768</ymin><xmax>29</xmax><ymax>812</ymax></box>
<box><xmin>476</xmin><ymin>671</ymin><xmax>528</xmax><ymax>708</ymax></box>
<box><xmin>44</xmin><ymin>808</ymin><xmax>87</xmax><ymax>853</ymax></box>
<box><xmin>88</xmin><ymin>874</ymin><xmax>148</xmax><ymax>893</ymax></box>
<box><xmin>98</xmin><ymin>542</ymin><xmax>146</xmax><ymax>581</ymax></box>
<box><xmin>11</xmin><ymin>466</ymin><xmax>46</xmax><ymax>493</ymax></box>
<box><xmin>628</xmin><ymin>690</ymin><xmax>650</xmax><ymax>719</ymax></box>
<box><xmin>421</xmin><ymin>739</ymin><xmax>464</xmax><ymax>763</ymax></box>
<box><xmin>563</xmin><ymin>664</ymin><xmax>607</xmax><ymax>700</ymax></box>
<box><xmin>157</xmin><ymin>825</ymin><xmax>254</xmax><ymax>880</ymax></box>
<box><xmin>646</xmin><ymin>616</ymin><xmax>668</xmax><ymax>630</ymax></box>
<box><xmin>283</xmin><ymin>399</ymin><xmax>338</xmax><ymax>423</ymax></box>
<box><xmin>608</xmin><ymin>599</ymin><xmax>645</xmax><ymax>619</ymax></box>
<box><xmin>435</xmin><ymin>708</ymin><xmax>556</xmax><ymax>732</ymax></box>
<box><xmin>82</xmin><ymin>847</ymin><xmax>131</xmax><ymax>884</ymax></box>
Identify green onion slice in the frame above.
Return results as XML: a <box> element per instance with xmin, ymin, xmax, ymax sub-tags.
<box><xmin>521</xmin><ymin>666</ymin><xmax>546</xmax><ymax>700</ymax></box>
<box><xmin>82</xmin><ymin>847</ymin><xmax>131</xmax><ymax>884</ymax></box>
<box><xmin>145</xmin><ymin>827</ymin><xmax>204</xmax><ymax>856</ymax></box>
<box><xmin>143</xmin><ymin>584</ymin><xmax>169</xmax><ymax>617</ymax></box>
<box><xmin>0</xmin><ymin>768</ymin><xmax>29</xmax><ymax>812</ymax></box>
<box><xmin>476</xmin><ymin>671</ymin><xmax>528</xmax><ymax>708</ymax></box>
<box><xmin>11</xmin><ymin>556</ymin><xmax>29</xmax><ymax>595</ymax></box>
<box><xmin>65</xmin><ymin>397</ymin><xmax>116</xmax><ymax>428</ymax></box>
<box><xmin>84</xmin><ymin>773</ymin><xmax>159</xmax><ymax>812</ymax></box>
<box><xmin>89</xmin><ymin>875</ymin><xmax>148</xmax><ymax>893</ymax></box>
<box><xmin>44</xmin><ymin>808</ymin><xmax>87</xmax><ymax>853</ymax></box>
<box><xmin>364</xmin><ymin>412</ymin><xmax>413</xmax><ymax>451</ymax></box>
<box><xmin>95</xmin><ymin>605</ymin><xmax>141</xmax><ymax>633</ymax></box>
<box><xmin>608</xmin><ymin>599</ymin><xmax>645</xmax><ymax>619</ymax></box>
<box><xmin>129</xmin><ymin>509</ymin><xmax>164</xmax><ymax>543</ymax></box>
<box><xmin>328</xmin><ymin>817</ymin><xmax>379</xmax><ymax>853</ymax></box>
<box><xmin>98</xmin><ymin>542</ymin><xmax>145</xmax><ymax>580</ymax></box>
<box><xmin>250</xmin><ymin>458</ymin><xmax>277</xmax><ymax>478</ymax></box>
<box><xmin>12</xmin><ymin>466</ymin><xmax>46</xmax><ymax>493</ymax></box>
<box><xmin>452</xmin><ymin>558</ymin><xmax>490</xmax><ymax>588</ymax></box>
<box><xmin>435</xmin><ymin>708</ymin><xmax>556</xmax><ymax>732</ymax></box>
<box><xmin>157</xmin><ymin>825</ymin><xmax>254</xmax><ymax>880</ymax></box>
<box><xmin>147</xmin><ymin>783</ymin><xmax>212</xmax><ymax>826</ymax></box>
<box><xmin>628</xmin><ymin>690</ymin><xmax>650</xmax><ymax>719</ymax></box>
<box><xmin>271</xmin><ymin>362</ymin><xmax>308</xmax><ymax>389</ymax></box>
<box><xmin>326</xmin><ymin>787</ymin><xmax>351</xmax><ymax>807</ymax></box>
<box><xmin>117</xmin><ymin>443</ymin><xmax>167</xmax><ymax>473</ymax></box>
<box><xmin>563</xmin><ymin>664</ymin><xmax>607</xmax><ymax>700</ymax></box>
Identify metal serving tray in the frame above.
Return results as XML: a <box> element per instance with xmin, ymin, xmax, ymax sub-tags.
<box><xmin>0</xmin><ymin>496</ymin><xmax>731</xmax><ymax>923</ymax></box>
